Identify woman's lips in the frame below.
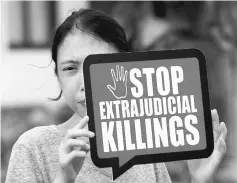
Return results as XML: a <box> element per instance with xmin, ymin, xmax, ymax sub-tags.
<box><xmin>79</xmin><ymin>99</ymin><xmax>86</xmax><ymax>104</ymax></box>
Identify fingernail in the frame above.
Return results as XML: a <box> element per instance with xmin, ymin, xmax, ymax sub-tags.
<box><xmin>89</xmin><ymin>132</ymin><xmax>95</xmax><ymax>137</ymax></box>
<box><xmin>221</xmin><ymin>122</ymin><xmax>226</xmax><ymax>127</ymax></box>
<box><xmin>83</xmin><ymin>116</ymin><xmax>89</xmax><ymax>121</ymax></box>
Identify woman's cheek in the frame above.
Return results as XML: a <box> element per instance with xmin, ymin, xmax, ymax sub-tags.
<box><xmin>62</xmin><ymin>87</ymin><xmax>76</xmax><ymax>111</ymax></box>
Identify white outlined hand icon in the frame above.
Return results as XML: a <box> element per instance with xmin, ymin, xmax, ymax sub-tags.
<box><xmin>107</xmin><ymin>65</ymin><xmax>128</xmax><ymax>99</ymax></box>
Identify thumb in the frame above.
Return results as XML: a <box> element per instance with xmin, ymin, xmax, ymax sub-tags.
<box><xmin>107</xmin><ymin>85</ymin><xmax>115</xmax><ymax>93</ymax></box>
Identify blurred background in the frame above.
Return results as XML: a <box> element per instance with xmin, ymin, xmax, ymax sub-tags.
<box><xmin>1</xmin><ymin>1</ymin><xmax>237</xmax><ymax>183</ymax></box>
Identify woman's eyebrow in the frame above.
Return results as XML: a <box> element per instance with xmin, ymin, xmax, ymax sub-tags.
<box><xmin>60</xmin><ymin>60</ymin><xmax>80</xmax><ymax>65</ymax></box>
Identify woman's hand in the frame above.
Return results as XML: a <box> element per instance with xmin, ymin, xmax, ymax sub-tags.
<box><xmin>187</xmin><ymin>109</ymin><xmax>227</xmax><ymax>183</ymax></box>
<box><xmin>56</xmin><ymin>116</ymin><xmax>95</xmax><ymax>183</ymax></box>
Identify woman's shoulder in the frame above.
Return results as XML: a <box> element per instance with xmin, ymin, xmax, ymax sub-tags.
<box><xmin>14</xmin><ymin>125</ymin><xmax>63</xmax><ymax>150</ymax></box>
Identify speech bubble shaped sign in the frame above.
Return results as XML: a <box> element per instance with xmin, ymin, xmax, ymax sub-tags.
<box><xmin>83</xmin><ymin>49</ymin><xmax>214</xmax><ymax>180</ymax></box>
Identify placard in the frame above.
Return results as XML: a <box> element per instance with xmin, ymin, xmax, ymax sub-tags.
<box><xmin>83</xmin><ymin>49</ymin><xmax>214</xmax><ymax>180</ymax></box>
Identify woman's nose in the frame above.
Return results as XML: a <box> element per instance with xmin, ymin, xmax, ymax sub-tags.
<box><xmin>80</xmin><ymin>85</ymin><xmax>85</xmax><ymax>92</ymax></box>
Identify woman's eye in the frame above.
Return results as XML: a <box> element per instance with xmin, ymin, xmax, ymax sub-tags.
<box><xmin>63</xmin><ymin>66</ymin><xmax>76</xmax><ymax>71</ymax></box>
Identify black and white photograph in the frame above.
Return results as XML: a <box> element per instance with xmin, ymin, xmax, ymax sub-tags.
<box><xmin>1</xmin><ymin>1</ymin><xmax>237</xmax><ymax>183</ymax></box>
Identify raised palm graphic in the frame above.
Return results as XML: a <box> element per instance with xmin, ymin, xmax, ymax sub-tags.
<box><xmin>107</xmin><ymin>65</ymin><xmax>128</xmax><ymax>99</ymax></box>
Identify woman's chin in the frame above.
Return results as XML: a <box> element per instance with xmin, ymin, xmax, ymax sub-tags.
<box><xmin>77</xmin><ymin>104</ymin><xmax>87</xmax><ymax>118</ymax></box>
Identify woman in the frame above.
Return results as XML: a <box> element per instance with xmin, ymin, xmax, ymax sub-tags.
<box><xmin>5</xmin><ymin>9</ymin><xmax>227</xmax><ymax>183</ymax></box>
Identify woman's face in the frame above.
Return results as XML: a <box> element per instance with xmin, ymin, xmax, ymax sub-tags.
<box><xmin>57</xmin><ymin>30</ymin><xmax>118</xmax><ymax>117</ymax></box>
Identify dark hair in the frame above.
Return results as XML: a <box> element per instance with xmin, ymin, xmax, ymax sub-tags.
<box><xmin>51</xmin><ymin>8</ymin><xmax>130</xmax><ymax>101</ymax></box>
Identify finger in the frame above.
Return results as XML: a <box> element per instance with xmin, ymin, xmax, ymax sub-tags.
<box><xmin>212</xmin><ymin>136</ymin><xmax>227</xmax><ymax>163</ymax></box>
<box><xmin>212</xmin><ymin>109</ymin><xmax>220</xmax><ymax>124</ymax></box>
<box><xmin>80</xmin><ymin>144</ymin><xmax>90</xmax><ymax>153</ymax></box>
<box><xmin>116</xmin><ymin>65</ymin><xmax>119</xmax><ymax>81</ymax></box>
<box><xmin>218</xmin><ymin>137</ymin><xmax>227</xmax><ymax>154</ymax></box>
<box><xmin>211</xmin><ymin>109</ymin><xmax>220</xmax><ymax>142</ymax></box>
<box><xmin>79</xmin><ymin>136</ymin><xmax>90</xmax><ymax>145</ymax></box>
<box><xmin>122</xmin><ymin>66</ymin><xmax>125</xmax><ymax>79</ymax></box>
<box><xmin>107</xmin><ymin>84</ymin><xmax>115</xmax><ymax>92</ymax></box>
<box><xmin>124</xmin><ymin>70</ymin><xmax>128</xmax><ymax>83</ymax></box>
<box><xmin>75</xmin><ymin>116</ymin><xmax>89</xmax><ymax>129</ymax></box>
<box><xmin>120</xmin><ymin>66</ymin><xmax>124</xmax><ymax>80</ymax></box>
<box><xmin>67</xmin><ymin>150</ymin><xmax>87</xmax><ymax>163</ymax></box>
<box><xmin>66</xmin><ymin>139</ymin><xmax>90</xmax><ymax>150</ymax></box>
<box><xmin>111</xmin><ymin>69</ymin><xmax>117</xmax><ymax>83</ymax></box>
<box><xmin>219</xmin><ymin>122</ymin><xmax>227</xmax><ymax>141</ymax></box>
<box><xmin>66</xmin><ymin>129</ymin><xmax>95</xmax><ymax>140</ymax></box>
